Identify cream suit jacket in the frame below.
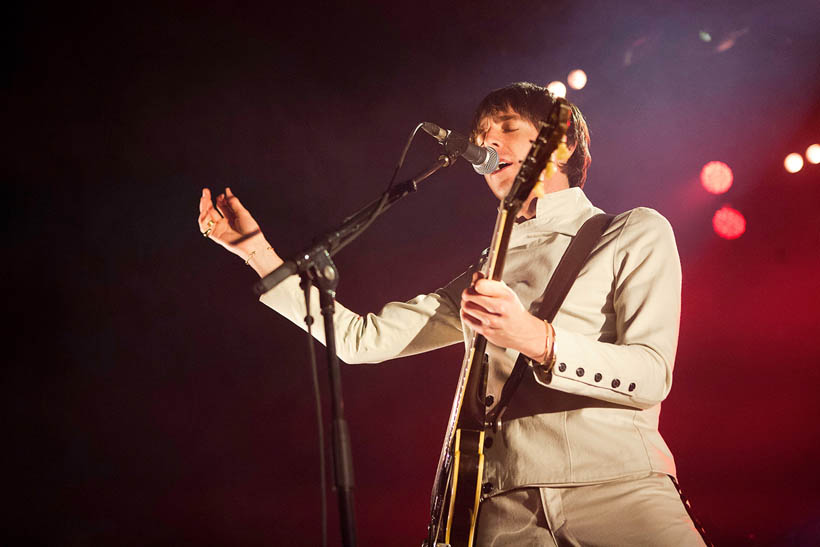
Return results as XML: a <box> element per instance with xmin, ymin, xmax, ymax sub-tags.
<box><xmin>260</xmin><ymin>188</ymin><xmax>681</xmax><ymax>495</ymax></box>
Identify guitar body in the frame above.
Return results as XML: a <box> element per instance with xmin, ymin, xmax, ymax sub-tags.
<box><xmin>424</xmin><ymin>99</ymin><xmax>572</xmax><ymax>547</ymax></box>
<box><xmin>440</xmin><ymin>337</ymin><xmax>488</xmax><ymax>546</ymax></box>
<box><xmin>445</xmin><ymin>428</ymin><xmax>485</xmax><ymax>544</ymax></box>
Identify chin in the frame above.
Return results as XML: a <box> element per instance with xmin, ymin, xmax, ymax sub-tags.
<box><xmin>488</xmin><ymin>184</ymin><xmax>508</xmax><ymax>200</ymax></box>
<box><xmin>485</xmin><ymin>176</ymin><xmax>511</xmax><ymax>200</ymax></box>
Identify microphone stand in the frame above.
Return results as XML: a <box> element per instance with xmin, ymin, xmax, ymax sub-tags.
<box><xmin>253</xmin><ymin>146</ymin><xmax>464</xmax><ymax>547</ymax></box>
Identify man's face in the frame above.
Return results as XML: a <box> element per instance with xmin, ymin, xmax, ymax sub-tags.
<box><xmin>475</xmin><ymin>108</ymin><xmax>570</xmax><ymax>206</ymax></box>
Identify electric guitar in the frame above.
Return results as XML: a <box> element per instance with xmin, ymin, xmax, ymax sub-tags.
<box><xmin>424</xmin><ymin>98</ymin><xmax>572</xmax><ymax>547</ymax></box>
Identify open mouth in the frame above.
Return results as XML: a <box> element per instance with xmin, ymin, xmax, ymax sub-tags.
<box><xmin>493</xmin><ymin>162</ymin><xmax>512</xmax><ymax>174</ymax></box>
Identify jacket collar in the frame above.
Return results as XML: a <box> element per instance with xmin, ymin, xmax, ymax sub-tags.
<box><xmin>512</xmin><ymin>187</ymin><xmax>604</xmax><ymax>240</ymax></box>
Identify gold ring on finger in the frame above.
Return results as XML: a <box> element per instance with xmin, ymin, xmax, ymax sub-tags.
<box><xmin>201</xmin><ymin>219</ymin><xmax>216</xmax><ymax>237</ymax></box>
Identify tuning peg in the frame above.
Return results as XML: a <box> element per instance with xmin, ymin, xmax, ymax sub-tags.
<box><xmin>555</xmin><ymin>142</ymin><xmax>571</xmax><ymax>162</ymax></box>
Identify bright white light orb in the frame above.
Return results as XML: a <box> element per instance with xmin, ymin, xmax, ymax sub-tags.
<box><xmin>806</xmin><ymin>144</ymin><xmax>820</xmax><ymax>164</ymax></box>
<box><xmin>784</xmin><ymin>153</ymin><xmax>804</xmax><ymax>173</ymax></box>
<box><xmin>546</xmin><ymin>81</ymin><xmax>567</xmax><ymax>98</ymax></box>
<box><xmin>567</xmin><ymin>69</ymin><xmax>587</xmax><ymax>90</ymax></box>
<box><xmin>700</xmin><ymin>161</ymin><xmax>733</xmax><ymax>194</ymax></box>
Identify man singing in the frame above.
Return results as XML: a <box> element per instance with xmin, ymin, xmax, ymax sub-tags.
<box><xmin>197</xmin><ymin>82</ymin><xmax>708</xmax><ymax>545</ymax></box>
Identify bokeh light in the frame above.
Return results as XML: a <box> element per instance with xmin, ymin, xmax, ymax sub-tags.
<box><xmin>784</xmin><ymin>153</ymin><xmax>804</xmax><ymax>173</ymax></box>
<box><xmin>806</xmin><ymin>144</ymin><xmax>820</xmax><ymax>164</ymax></box>
<box><xmin>700</xmin><ymin>161</ymin><xmax>733</xmax><ymax>194</ymax></box>
<box><xmin>713</xmin><ymin>206</ymin><xmax>746</xmax><ymax>239</ymax></box>
<box><xmin>546</xmin><ymin>80</ymin><xmax>567</xmax><ymax>98</ymax></box>
<box><xmin>567</xmin><ymin>69</ymin><xmax>587</xmax><ymax>90</ymax></box>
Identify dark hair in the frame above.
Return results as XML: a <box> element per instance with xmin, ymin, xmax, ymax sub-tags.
<box><xmin>470</xmin><ymin>82</ymin><xmax>591</xmax><ymax>188</ymax></box>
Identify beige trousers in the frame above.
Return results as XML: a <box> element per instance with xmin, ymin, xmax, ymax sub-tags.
<box><xmin>474</xmin><ymin>473</ymin><xmax>708</xmax><ymax>546</ymax></box>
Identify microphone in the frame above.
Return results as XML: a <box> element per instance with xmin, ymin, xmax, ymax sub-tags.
<box><xmin>422</xmin><ymin>122</ymin><xmax>499</xmax><ymax>175</ymax></box>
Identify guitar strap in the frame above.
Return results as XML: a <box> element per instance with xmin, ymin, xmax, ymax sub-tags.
<box><xmin>485</xmin><ymin>212</ymin><xmax>615</xmax><ymax>430</ymax></box>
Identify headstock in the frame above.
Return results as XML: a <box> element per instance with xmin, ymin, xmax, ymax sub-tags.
<box><xmin>502</xmin><ymin>98</ymin><xmax>572</xmax><ymax>212</ymax></box>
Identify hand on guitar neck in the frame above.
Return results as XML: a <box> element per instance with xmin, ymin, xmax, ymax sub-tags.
<box><xmin>460</xmin><ymin>272</ymin><xmax>551</xmax><ymax>362</ymax></box>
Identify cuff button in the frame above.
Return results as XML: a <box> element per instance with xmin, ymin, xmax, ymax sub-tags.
<box><xmin>594</xmin><ymin>373</ymin><xmax>602</xmax><ymax>382</ymax></box>
<box><xmin>628</xmin><ymin>382</ymin><xmax>636</xmax><ymax>392</ymax></box>
<box><xmin>575</xmin><ymin>367</ymin><xmax>585</xmax><ymax>377</ymax></box>
<box><xmin>557</xmin><ymin>362</ymin><xmax>567</xmax><ymax>372</ymax></box>
<box><xmin>611</xmin><ymin>379</ymin><xmax>621</xmax><ymax>388</ymax></box>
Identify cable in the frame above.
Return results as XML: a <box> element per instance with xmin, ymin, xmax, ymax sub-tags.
<box><xmin>332</xmin><ymin>123</ymin><xmax>425</xmax><ymax>256</ymax></box>
<box><xmin>301</xmin><ymin>278</ymin><xmax>327</xmax><ymax>547</ymax></box>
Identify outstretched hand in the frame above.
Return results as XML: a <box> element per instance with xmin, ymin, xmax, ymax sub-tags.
<box><xmin>460</xmin><ymin>273</ymin><xmax>548</xmax><ymax>360</ymax></box>
<box><xmin>198</xmin><ymin>187</ymin><xmax>283</xmax><ymax>274</ymax></box>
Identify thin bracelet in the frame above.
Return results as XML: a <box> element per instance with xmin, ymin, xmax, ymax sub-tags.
<box><xmin>245</xmin><ymin>246</ymin><xmax>273</xmax><ymax>266</ymax></box>
<box><xmin>536</xmin><ymin>320</ymin><xmax>557</xmax><ymax>374</ymax></box>
<box><xmin>540</xmin><ymin>349</ymin><xmax>557</xmax><ymax>374</ymax></box>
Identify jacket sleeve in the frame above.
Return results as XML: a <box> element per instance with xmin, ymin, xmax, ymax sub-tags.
<box><xmin>258</xmin><ymin>270</ymin><xmax>468</xmax><ymax>364</ymax></box>
<box><xmin>533</xmin><ymin>208</ymin><xmax>682</xmax><ymax>409</ymax></box>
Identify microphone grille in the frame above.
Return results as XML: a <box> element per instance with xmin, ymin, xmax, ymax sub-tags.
<box><xmin>472</xmin><ymin>146</ymin><xmax>499</xmax><ymax>175</ymax></box>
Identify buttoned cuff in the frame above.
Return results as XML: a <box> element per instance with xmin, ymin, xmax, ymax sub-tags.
<box><xmin>531</xmin><ymin>325</ymin><xmax>640</xmax><ymax>404</ymax></box>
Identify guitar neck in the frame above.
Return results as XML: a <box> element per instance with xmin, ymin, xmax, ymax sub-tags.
<box><xmin>455</xmin><ymin>204</ymin><xmax>518</xmax><ymax>431</ymax></box>
<box><xmin>484</xmin><ymin>206</ymin><xmax>516</xmax><ymax>281</ymax></box>
<box><xmin>425</xmin><ymin>98</ymin><xmax>571</xmax><ymax>547</ymax></box>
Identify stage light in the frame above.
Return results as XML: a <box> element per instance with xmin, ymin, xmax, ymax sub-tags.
<box><xmin>713</xmin><ymin>206</ymin><xmax>746</xmax><ymax>240</ymax></box>
<box><xmin>700</xmin><ymin>161</ymin><xmax>733</xmax><ymax>194</ymax></box>
<box><xmin>806</xmin><ymin>144</ymin><xmax>820</xmax><ymax>164</ymax></box>
<box><xmin>567</xmin><ymin>69</ymin><xmax>587</xmax><ymax>90</ymax></box>
<box><xmin>546</xmin><ymin>81</ymin><xmax>567</xmax><ymax>98</ymax></box>
<box><xmin>784</xmin><ymin>153</ymin><xmax>804</xmax><ymax>173</ymax></box>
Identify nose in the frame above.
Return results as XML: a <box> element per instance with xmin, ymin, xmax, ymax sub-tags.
<box><xmin>484</xmin><ymin>128</ymin><xmax>504</xmax><ymax>151</ymax></box>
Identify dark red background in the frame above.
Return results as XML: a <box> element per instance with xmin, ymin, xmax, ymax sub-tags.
<box><xmin>7</xmin><ymin>1</ymin><xmax>820</xmax><ymax>545</ymax></box>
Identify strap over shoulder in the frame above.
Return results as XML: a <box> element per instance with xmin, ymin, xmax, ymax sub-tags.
<box><xmin>486</xmin><ymin>213</ymin><xmax>616</xmax><ymax>429</ymax></box>
<box><xmin>538</xmin><ymin>213</ymin><xmax>615</xmax><ymax>322</ymax></box>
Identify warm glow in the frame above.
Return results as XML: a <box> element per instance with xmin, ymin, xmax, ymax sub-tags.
<box><xmin>567</xmin><ymin>69</ymin><xmax>587</xmax><ymax>90</ymax></box>
<box><xmin>700</xmin><ymin>161</ymin><xmax>733</xmax><ymax>194</ymax></box>
<box><xmin>806</xmin><ymin>144</ymin><xmax>820</xmax><ymax>164</ymax></box>
<box><xmin>713</xmin><ymin>206</ymin><xmax>746</xmax><ymax>240</ymax></box>
<box><xmin>546</xmin><ymin>80</ymin><xmax>567</xmax><ymax>98</ymax></box>
<box><xmin>784</xmin><ymin>153</ymin><xmax>804</xmax><ymax>173</ymax></box>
